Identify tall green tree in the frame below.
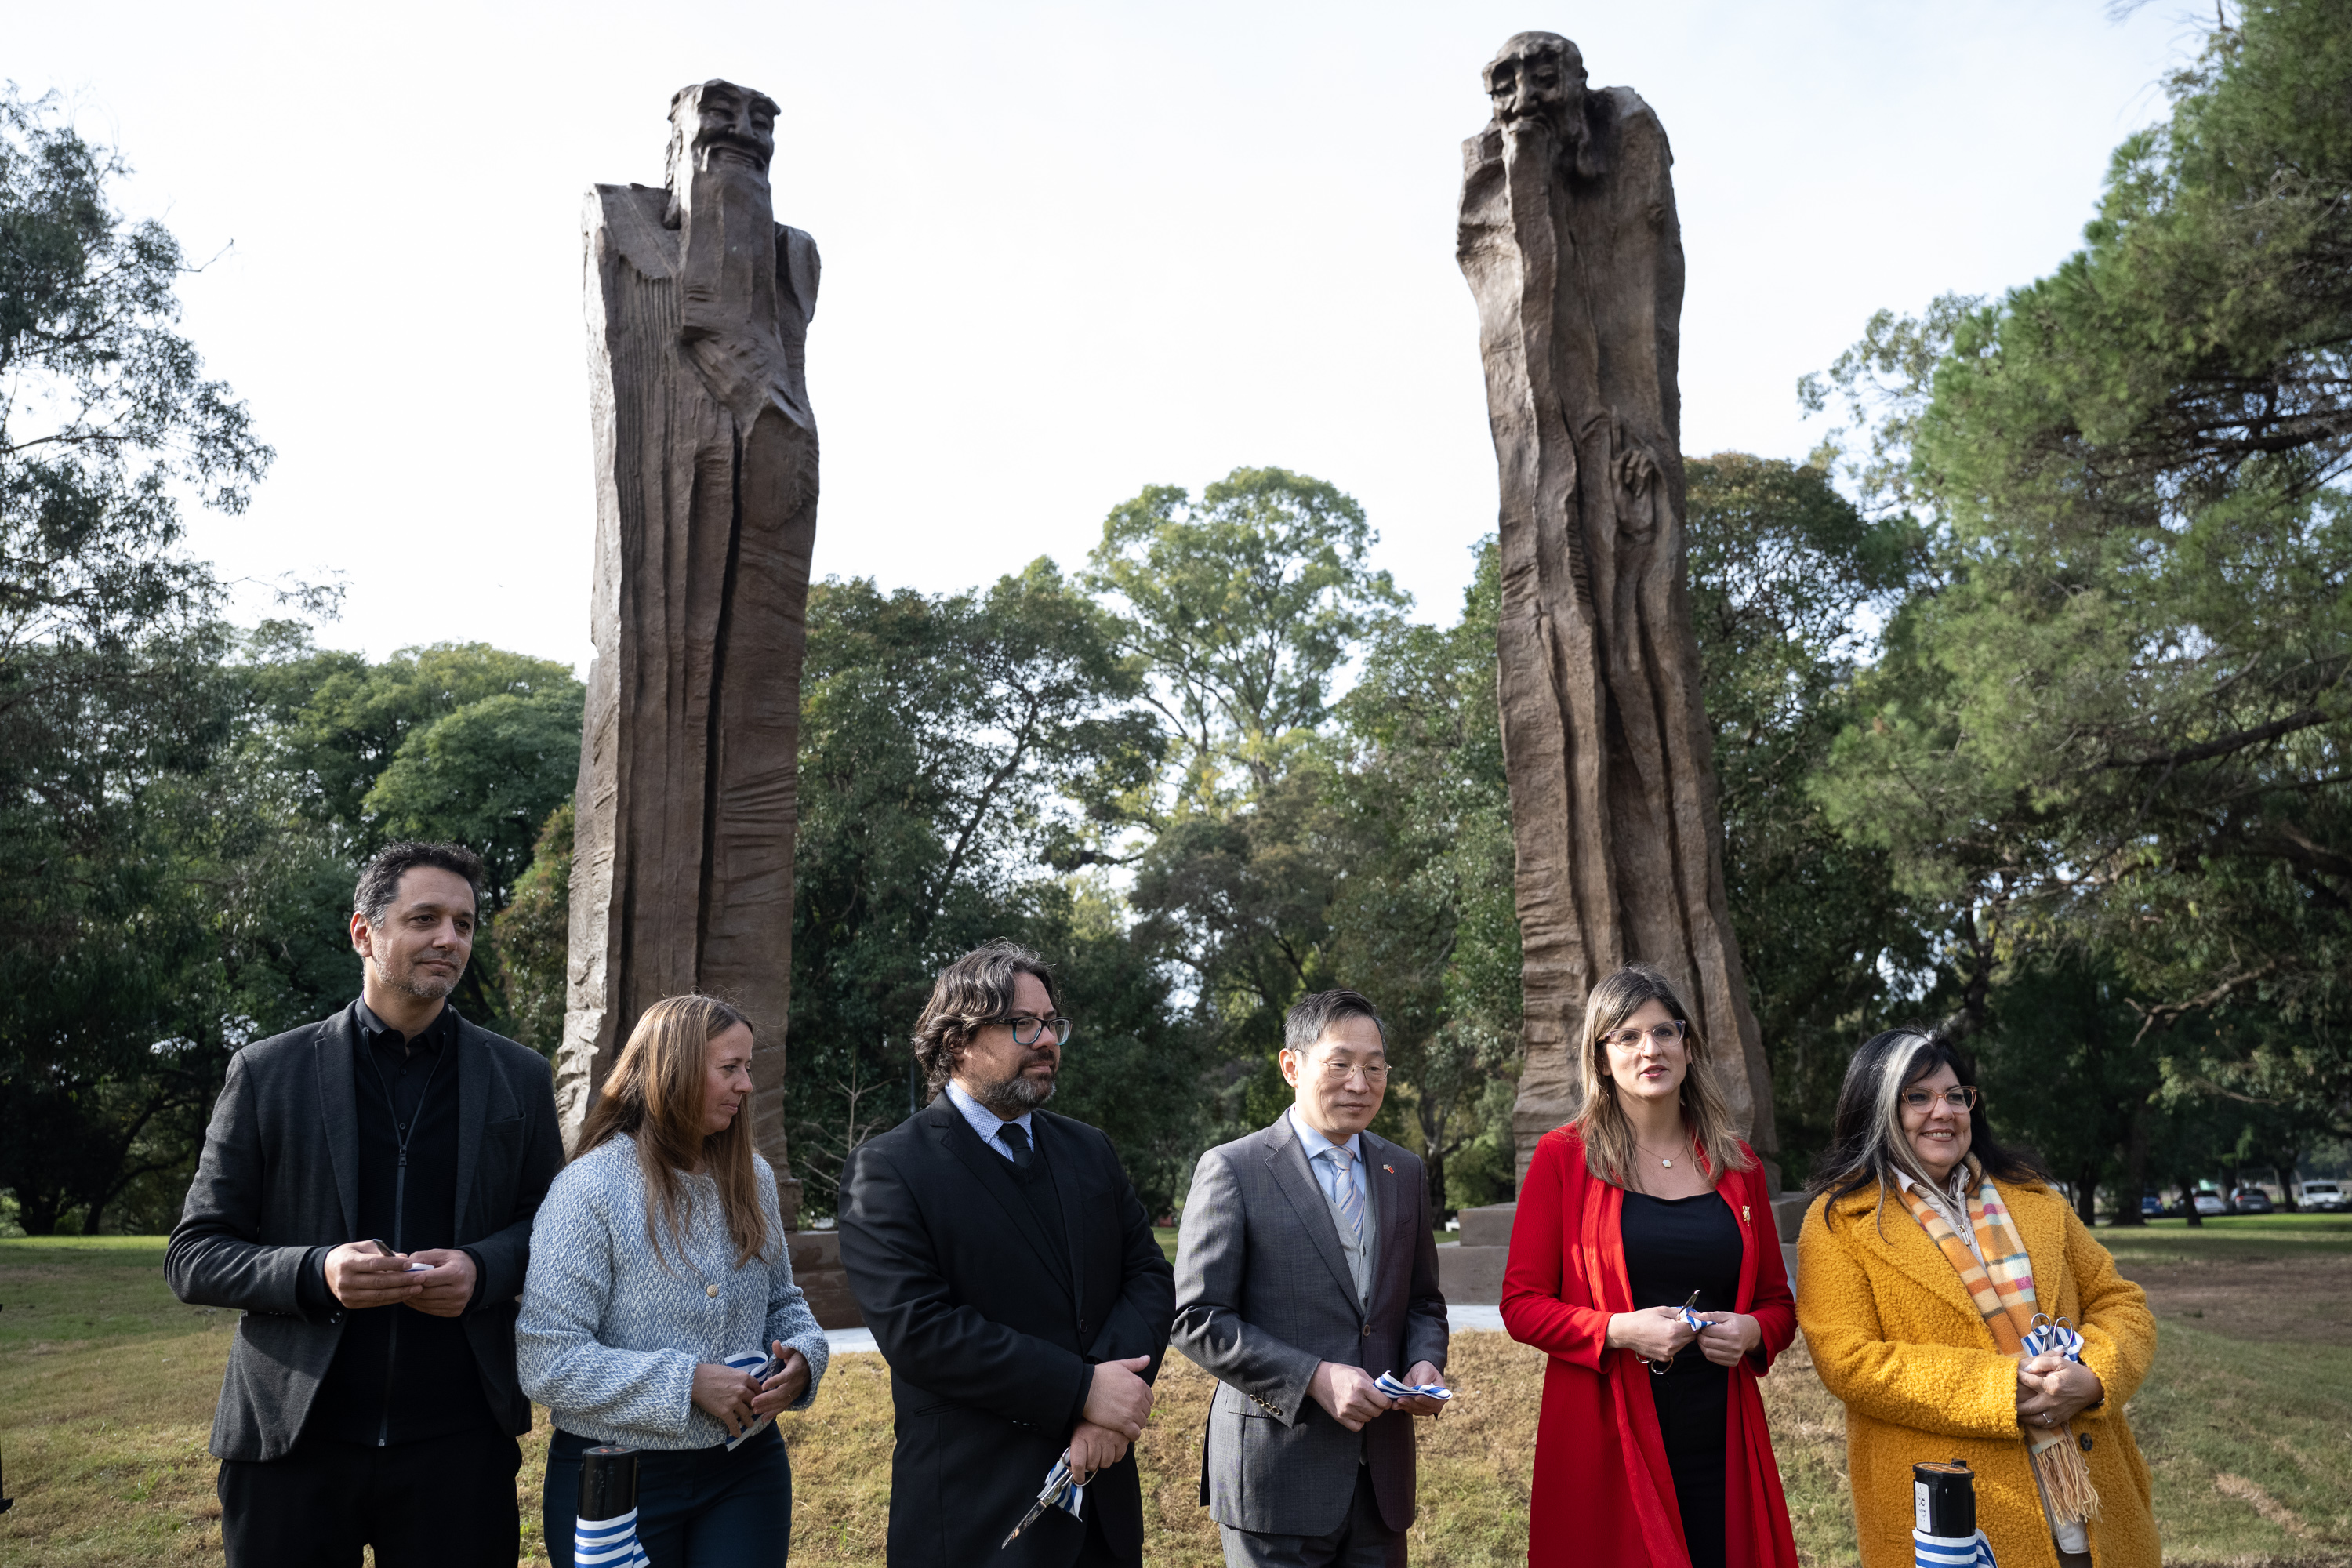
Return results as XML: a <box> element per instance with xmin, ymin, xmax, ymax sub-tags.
<box><xmin>1321</xmin><ymin>542</ymin><xmax>1520</xmax><ymax>1209</ymax></box>
<box><xmin>1085</xmin><ymin>466</ymin><xmax>1406</xmax><ymax>812</ymax></box>
<box><xmin>0</xmin><ymin>91</ymin><xmax>287</xmax><ymax>1234</ymax></box>
<box><xmin>1804</xmin><ymin>0</ymin><xmax>2352</xmax><ymax>1202</ymax></box>
<box><xmin>1683</xmin><ymin>453</ymin><xmax>1934</xmax><ymax>1173</ymax></box>
<box><xmin>245</xmin><ymin>637</ymin><xmax>585</xmax><ymax>1035</ymax></box>
<box><xmin>1090</xmin><ymin>468</ymin><xmax>1410</xmax><ymax>1083</ymax></box>
<box><xmin>786</xmin><ymin>562</ymin><xmax>1187</xmax><ymax>1213</ymax></box>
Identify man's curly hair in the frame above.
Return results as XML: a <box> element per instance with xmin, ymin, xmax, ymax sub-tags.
<box><xmin>909</xmin><ymin>940</ymin><xmax>1062</xmax><ymax>1098</ymax></box>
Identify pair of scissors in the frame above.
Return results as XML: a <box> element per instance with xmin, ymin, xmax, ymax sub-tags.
<box><xmin>1647</xmin><ymin>1290</ymin><xmax>1704</xmax><ymax>1377</ymax></box>
<box><xmin>1000</xmin><ymin>1451</ymin><xmax>1080</xmax><ymax>1548</ymax></box>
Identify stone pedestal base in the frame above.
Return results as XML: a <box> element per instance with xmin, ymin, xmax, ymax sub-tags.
<box><xmin>1438</xmin><ymin>1201</ymin><xmax>1518</xmax><ymax>1307</ymax></box>
<box><xmin>787</xmin><ymin>1229</ymin><xmax>864</xmax><ymax>1329</ymax></box>
<box><xmin>1773</xmin><ymin>1192</ymin><xmax>1810</xmax><ymax>1285</ymax></box>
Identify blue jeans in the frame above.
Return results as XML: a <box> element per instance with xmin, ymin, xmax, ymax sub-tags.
<box><xmin>543</xmin><ymin>1425</ymin><xmax>790</xmax><ymax>1568</ymax></box>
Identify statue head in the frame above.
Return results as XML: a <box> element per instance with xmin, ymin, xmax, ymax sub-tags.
<box><xmin>664</xmin><ymin>79</ymin><xmax>780</xmax><ymax>223</ymax></box>
<box><xmin>1483</xmin><ymin>33</ymin><xmax>1584</xmax><ymax>132</ymax></box>
<box><xmin>1483</xmin><ymin>32</ymin><xmax>1599</xmax><ymax>174</ymax></box>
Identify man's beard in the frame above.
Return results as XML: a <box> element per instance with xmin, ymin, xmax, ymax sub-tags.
<box><xmin>387</xmin><ymin>962</ymin><xmax>458</xmax><ymax>1002</ymax></box>
<box><xmin>971</xmin><ymin>1056</ymin><xmax>1057</xmax><ymax>1118</ymax></box>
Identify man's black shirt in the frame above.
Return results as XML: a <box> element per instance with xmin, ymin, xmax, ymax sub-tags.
<box><xmin>296</xmin><ymin>999</ymin><xmax>495</xmax><ymax>1446</ymax></box>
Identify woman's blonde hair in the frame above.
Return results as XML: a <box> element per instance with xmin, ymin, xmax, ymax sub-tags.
<box><xmin>1570</xmin><ymin>964</ymin><xmax>1755</xmax><ymax>1189</ymax></box>
<box><xmin>576</xmin><ymin>994</ymin><xmax>770</xmax><ymax>1269</ymax></box>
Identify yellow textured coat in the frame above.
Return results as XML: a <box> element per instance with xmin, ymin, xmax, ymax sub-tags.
<box><xmin>1797</xmin><ymin>1178</ymin><xmax>2161</xmax><ymax>1568</ymax></box>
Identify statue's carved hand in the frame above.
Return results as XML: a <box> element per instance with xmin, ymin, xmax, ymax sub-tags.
<box><xmin>1613</xmin><ymin>442</ymin><xmax>1662</xmax><ymax>497</ymax></box>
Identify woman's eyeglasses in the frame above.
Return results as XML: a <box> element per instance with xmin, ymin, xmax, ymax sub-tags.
<box><xmin>990</xmin><ymin>1015</ymin><xmax>1073</xmax><ymax>1047</ymax></box>
<box><xmin>1602</xmin><ymin>1020</ymin><xmax>1687</xmax><ymax>1051</ymax></box>
<box><xmin>1901</xmin><ymin>1086</ymin><xmax>1978</xmax><ymax>1112</ymax></box>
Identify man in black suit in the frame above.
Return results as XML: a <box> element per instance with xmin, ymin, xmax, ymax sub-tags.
<box><xmin>839</xmin><ymin>939</ymin><xmax>1176</xmax><ymax>1566</ymax></box>
<box><xmin>166</xmin><ymin>841</ymin><xmax>564</xmax><ymax>1568</ymax></box>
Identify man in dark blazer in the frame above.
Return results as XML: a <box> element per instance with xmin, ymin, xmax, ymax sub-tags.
<box><xmin>166</xmin><ymin>841</ymin><xmax>564</xmax><ymax>1568</ymax></box>
<box><xmin>1173</xmin><ymin>989</ymin><xmax>1450</xmax><ymax>1567</ymax></box>
<box><xmin>839</xmin><ymin>940</ymin><xmax>1176</xmax><ymax>1567</ymax></box>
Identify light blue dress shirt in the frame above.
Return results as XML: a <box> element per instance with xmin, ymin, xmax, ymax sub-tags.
<box><xmin>946</xmin><ymin>1079</ymin><xmax>1036</xmax><ymax>1162</ymax></box>
<box><xmin>1287</xmin><ymin>1105</ymin><xmax>1368</xmax><ymax>1211</ymax></box>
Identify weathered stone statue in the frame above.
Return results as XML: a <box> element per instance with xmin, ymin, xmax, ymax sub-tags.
<box><xmin>558</xmin><ymin>80</ymin><xmax>819</xmax><ymax>1218</ymax></box>
<box><xmin>1457</xmin><ymin>34</ymin><xmax>1776</xmax><ymax>1175</ymax></box>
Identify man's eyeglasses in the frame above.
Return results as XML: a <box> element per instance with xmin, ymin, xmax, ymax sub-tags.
<box><xmin>1316</xmin><ymin>1058</ymin><xmax>1388</xmax><ymax>1084</ymax></box>
<box><xmin>1602</xmin><ymin>1020</ymin><xmax>1687</xmax><ymax>1051</ymax></box>
<box><xmin>990</xmin><ymin>1015</ymin><xmax>1073</xmax><ymax>1047</ymax></box>
<box><xmin>1901</xmin><ymin>1086</ymin><xmax>1979</xmax><ymax>1112</ymax></box>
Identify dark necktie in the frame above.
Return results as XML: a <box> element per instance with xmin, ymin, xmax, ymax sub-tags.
<box><xmin>999</xmin><ymin>1121</ymin><xmax>1035</xmax><ymax>1173</ymax></box>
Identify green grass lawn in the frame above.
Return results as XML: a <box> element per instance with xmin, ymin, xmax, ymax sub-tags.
<box><xmin>5</xmin><ymin>1226</ymin><xmax>2349</xmax><ymax>1566</ymax></box>
<box><xmin>2100</xmin><ymin>1209</ymin><xmax>2352</xmax><ymax>1254</ymax></box>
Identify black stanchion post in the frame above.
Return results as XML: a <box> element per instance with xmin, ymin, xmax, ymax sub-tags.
<box><xmin>580</xmin><ymin>1445</ymin><xmax>639</xmax><ymax>1524</ymax></box>
<box><xmin>1913</xmin><ymin>1460</ymin><xmax>1976</xmax><ymax>1537</ymax></box>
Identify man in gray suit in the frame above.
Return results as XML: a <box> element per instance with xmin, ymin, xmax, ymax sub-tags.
<box><xmin>1173</xmin><ymin>989</ymin><xmax>1450</xmax><ymax>1567</ymax></box>
<box><xmin>167</xmin><ymin>841</ymin><xmax>564</xmax><ymax>1567</ymax></box>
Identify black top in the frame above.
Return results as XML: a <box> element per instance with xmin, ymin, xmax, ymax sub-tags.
<box><xmin>1620</xmin><ymin>1189</ymin><xmax>1740</xmax><ymax>1410</ymax></box>
<box><xmin>296</xmin><ymin>1000</ymin><xmax>494</xmax><ymax>1446</ymax></box>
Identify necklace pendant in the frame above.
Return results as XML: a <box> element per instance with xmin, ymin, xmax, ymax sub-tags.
<box><xmin>1661</xmin><ymin>1157</ymin><xmax>1674</xmax><ymax>1168</ymax></box>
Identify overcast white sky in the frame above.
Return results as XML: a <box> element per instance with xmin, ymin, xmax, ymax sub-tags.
<box><xmin>11</xmin><ymin>0</ymin><xmax>2206</xmax><ymax>671</ymax></box>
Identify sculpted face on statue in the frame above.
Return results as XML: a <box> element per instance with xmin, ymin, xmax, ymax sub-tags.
<box><xmin>1484</xmin><ymin>34</ymin><xmax>1584</xmax><ymax>136</ymax></box>
<box><xmin>665</xmin><ymin>79</ymin><xmax>781</xmax><ymax>216</ymax></box>
<box><xmin>1483</xmin><ymin>32</ymin><xmax>1601</xmax><ymax>177</ymax></box>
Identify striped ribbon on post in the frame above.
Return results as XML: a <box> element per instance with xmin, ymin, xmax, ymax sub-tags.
<box><xmin>575</xmin><ymin>1446</ymin><xmax>648</xmax><ymax>1568</ymax></box>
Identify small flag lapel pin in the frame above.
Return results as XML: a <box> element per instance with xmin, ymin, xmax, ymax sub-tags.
<box><xmin>1384</xmin><ymin>1164</ymin><xmax>1395</xmax><ymax>1174</ymax></box>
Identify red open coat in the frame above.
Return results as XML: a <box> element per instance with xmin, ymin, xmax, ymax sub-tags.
<box><xmin>1501</xmin><ymin>1127</ymin><xmax>1800</xmax><ymax>1568</ymax></box>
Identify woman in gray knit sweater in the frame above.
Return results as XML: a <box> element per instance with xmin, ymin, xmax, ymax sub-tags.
<box><xmin>519</xmin><ymin>995</ymin><xmax>829</xmax><ymax>1566</ymax></box>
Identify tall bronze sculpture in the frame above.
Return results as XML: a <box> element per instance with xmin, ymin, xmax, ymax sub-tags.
<box><xmin>558</xmin><ymin>80</ymin><xmax>820</xmax><ymax>1217</ymax></box>
<box><xmin>1457</xmin><ymin>34</ymin><xmax>1777</xmax><ymax>1175</ymax></box>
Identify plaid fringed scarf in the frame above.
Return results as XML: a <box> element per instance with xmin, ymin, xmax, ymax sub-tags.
<box><xmin>1895</xmin><ymin>1167</ymin><xmax>2101</xmax><ymax>1530</ymax></box>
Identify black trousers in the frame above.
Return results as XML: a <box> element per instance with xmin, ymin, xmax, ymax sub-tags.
<box><xmin>217</xmin><ymin>1424</ymin><xmax>521</xmax><ymax>1568</ymax></box>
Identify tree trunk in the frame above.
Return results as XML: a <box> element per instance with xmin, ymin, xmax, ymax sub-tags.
<box><xmin>15</xmin><ymin>1188</ymin><xmax>63</xmax><ymax>1235</ymax></box>
<box><xmin>1457</xmin><ymin>40</ymin><xmax>1773</xmax><ymax>1179</ymax></box>
<box><xmin>1418</xmin><ymin>1094</ymin><xmax>1449</xmax><ymax>1216</ymax></box>
<box><xmin>557</xmin><ymin>82</ymin><xmax>820</xmax><ymax>1222</ymax></box>
<box><xmin>2114</xmin><ymin>1096</ymin><xmax>2149</xmax><ymax>1227</ymax></box>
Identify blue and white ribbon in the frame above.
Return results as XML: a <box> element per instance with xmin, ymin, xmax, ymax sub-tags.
<box><xmin>724</xmin><ymin>1351</ymin><xmax>777</xmax><ymax>1452</ymax></box>
<box><xmin>1043</xmin><ymin>1455</ymin><xmax>1084</xmax><ymax>1521</ymax></box>
<box><xmin>1000</xmin><ymin>1451</ymin><xmax>1086</xmax><ymax>1547</ymax></box>
<box><xmin>1374</xmin><ymin>1372</ymin><xmax>1453</xmax><ymax>1402</ymax></box>
<box><xmin>2022</xmin><ymin>1315</ymin><xmax>2084</xmax><ymax>1363</ymax></box>
<box><xmin>1914</xmin><ymin>1527</ymin><xmax>1996</xmax><ymax>1566</ymax></box>
<box><xmin>574</xmin><ymin>1507</ymin><xmax>651</xmax><ymax>1568</ymax></box>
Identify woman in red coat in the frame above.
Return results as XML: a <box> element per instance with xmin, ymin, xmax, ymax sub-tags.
<box><xmin>1502</xmin><ymin>964</ymin><xmax>1799</xmax><ymax>1568</ymax></box>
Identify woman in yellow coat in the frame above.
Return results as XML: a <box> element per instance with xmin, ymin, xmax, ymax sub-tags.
<box><xmin>1796</xmin><ymin>1029</ymin><xmax>2161</xmax><ymax>1568</ymax></box>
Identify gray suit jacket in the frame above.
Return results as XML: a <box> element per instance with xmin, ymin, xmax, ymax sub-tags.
<box><xmin>165</xmin><ymin>1004</ymin><xmax>564</xmax><ymax>1461</ymax></box>
<box><xmin>1171</xmin><ymin>1114</ymin><xmax>1448</xmax><ymax>1537</ymax></box>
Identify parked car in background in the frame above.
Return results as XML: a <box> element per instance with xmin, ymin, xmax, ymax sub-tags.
<box><xmin>2141</xmin><ymin>1194</ymin><xmax>2165</xmax><ymax>1218</ymax></box>
<box><xmin>2302</xmin><ymin>1181</ymin><xmax>2345</xmax><ymax>1212</ymax></box>
<box><xmin>2193</xmin><ymin>1189</ymin><xmax>2228</xmax><ymax>1216</ymax></box>
<box><xmin>2230</xmin><ymin>1186</ymin><xmax>2274</xmax><ymax>1214</ymax></box>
